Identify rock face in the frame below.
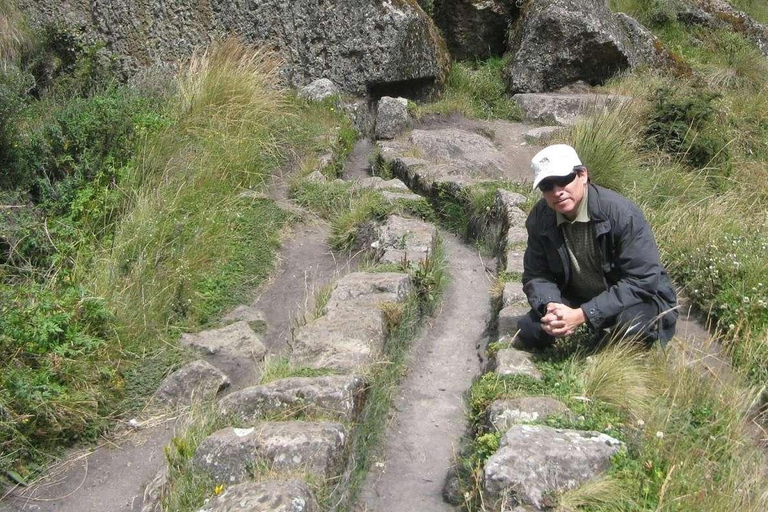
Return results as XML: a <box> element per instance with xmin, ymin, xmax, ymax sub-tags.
<box><xmin>154</xmin><ymin>360</ymin><xmax>230</xmax><ymax>406</ymax></box>
<box><xmin>218</xmin><ymin>375</ymin><xmax>366</xmax><ymax>422</ymax></box>
<box><xmin>504</xmin><ymin>0</ymin><xmax>651</xmax><ymax>93</ymax></box>
<box><xmin>486</xmin><ymin>397</ymin><xmax>570</xmax><ymax>432</ymax></box>
<box><xmin>192</xmin><ymin>422</ymin><xmax>347</xmax><ymax>484</ymax></box>
<box><xmin>375</xmin><ymin>97</ymin><xmax>410</xmax><ymax>140</ymax></box>
<box><xmin>180</xmin><ymin>321</ymin><xmax>267</xmax><ymax>361</ymax></box>
<box><xmin>17</xmin><ymin>0</ymin><xmax>450</xmax><ymax>95</ymax></box>
<box><xmin>433</xmin><ymin>0</ymin><xmax>519</xmax><ymax>60</ymax></box>
<box><xmin>290</xmin><ymin>272</ymin><xmax>412</xmax><ymax>372</ymax></box>
<box><xmin>512</xmin><ymin>93</ymin><xmax>632</xmax><ymax>126</ymax></box>
<box><xmin>373</xmin><ymin>215</ymin><xmax>438</xmax><ymax>265</ymax></box>
<box><xmin>483</xmin><ymin>425</ymin><xmax>623</xmax><ymax>509</ymax></box>
<box><xmin>198</xmin><ymin>479</ymin><xmax>318</xmax><ymax>512</ymax></box>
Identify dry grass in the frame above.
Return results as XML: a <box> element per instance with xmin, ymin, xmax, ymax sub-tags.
<box><xmin>556</xmin><ymin>476</ymin><xmax>630</xmax><ymax>511</ymax></box>
<box><xmin>0</xmin><ymin>0</ymin><xmax>31</xmax><ymax>67</ymax></box>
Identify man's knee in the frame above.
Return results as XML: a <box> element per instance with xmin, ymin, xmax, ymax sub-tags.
<box><xmin>612</xmin><ymin>301</ymin><xmax>661</xmax><ymax>344</ymax></box>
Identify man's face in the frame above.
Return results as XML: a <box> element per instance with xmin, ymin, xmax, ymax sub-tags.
<box><xmin>541</xmin><ymin>168</ymin><xmax>589</xmax><ymax>219</ymax></box>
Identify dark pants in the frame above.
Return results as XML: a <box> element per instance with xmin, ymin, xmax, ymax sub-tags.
<box><xmin>517</xmin><ymin>300</ymin><xmax>662</xmax><ymax>350</ymax></box>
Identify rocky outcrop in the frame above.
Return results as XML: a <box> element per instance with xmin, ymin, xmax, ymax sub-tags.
<box><xmin>433</xmin><ymin>0</ymin><xmax>519</xmax><ymax>60</ymax></box>
<box><xmin>504</xmin><ymin>0</ymin><xmax>666</xmax><ymax>93</ymax></box>
<box><xmin>695</xmin><ymin>0</ymin><xmax>768</xmax><ymax>56</ymax></box>
<box><xmin>153</xmin><ymin>360</ymin><xmax>230</xmax><ymax>406</ymax></box>
<box><xmin>16</xmin><ymin>0</ymin><xmax>450</xmax><ymax>95</ymax></box>
<box><xmin>512</xmin><ymin>93</ymin><xmax>632</xmax><ymax>126</ymax></box>
<box><xmin>483</xmin><ymin>425</ymin><xmax>623</xmax><ymax>509</ymax></box>
<box><xmin>198</xmin><ymin>479</ymin><xmax>318</xmax><ymax>512</ymax></box>
<box><xmin>192</xmin><ymin>422</ymin><xmax>347</xmax><ymax>484</ymax></box>
<box><xmin>218</xmin><ymin>375</ymin><xmax>366</xmax><ymax>422</ymax></box>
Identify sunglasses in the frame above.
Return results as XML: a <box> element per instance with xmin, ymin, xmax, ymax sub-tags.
<box><xmin>538</xmin><ymin>168</ymin><xmax>581</xmax><ymax>192</ymax></box>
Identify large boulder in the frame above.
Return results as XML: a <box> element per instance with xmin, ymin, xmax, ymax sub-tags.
<box><xmin>198</xmin><ymin>479</ymin><xmax>318</xmax><ymax>512</ymax></box>
<box><xmin>192</xmin><ymin>422</ymin><xmax>347</xmax><ymax>484</ymax></box>
<box><xmin>504</xmin><ymin>0</ymin><xmax>653</xmax><ymax>93</ymax></box>
<box><xmin>433</xmin><ymin>0</ymin><xmax>519</xmax><ymax>60</ymax></box>
<box><xmin>16</xmin><ymin>0</ymin><xmax>450</xmax><ymax>95</ymax></box>
<box><xmin>484</xmin><ymin>425</ymin><xmax>623</xmax><ymax>509</ymax></box>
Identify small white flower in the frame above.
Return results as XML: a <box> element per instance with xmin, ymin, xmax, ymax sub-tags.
<box><xmin>636</xmin><ymin>419</ymin><xmax>645</xmax><ymax>427</ymax></box>
<box><xmin>656</xmin><ymin>431</ymin><xmax>664</xmax><ymax>439</ymax></box>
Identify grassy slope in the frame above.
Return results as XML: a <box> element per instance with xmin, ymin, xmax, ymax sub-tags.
<box><xmin>0</xmin><ymin>34</ymin><xmax>354</xmax><ymax>480</ymax></box>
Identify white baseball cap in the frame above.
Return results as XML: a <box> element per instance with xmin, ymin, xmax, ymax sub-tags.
<box><xmin>530</xmin><ymin>144</ymin><xmax>583</xmax><ymax>190</ymax></box>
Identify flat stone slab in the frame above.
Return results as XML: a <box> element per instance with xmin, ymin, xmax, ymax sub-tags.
<box><xmin>498</xmin><ymin>305</ymin><xmax>529</xmax><ymax>338</ymax></box>
<box><xmin>180</xmin><ymin>321</ymin><xmax>266</xmax><ymax>361</ymax></box>
<box><xmin>484</xmin><ymin>425</ymin><xmax>623</xmax><ymax>509</ymax></box>
<box><xmin>192</xmin><ymin>422</ymin><xmax>346</xmax><ymax>484</ymax></box>
<box><xmin>374</xmin><ymin>215</ymin><xmax>438</xmax><ymax>265</ymax></box>
<box><xmin>218</xmin><ymin>374</ymin><xmax>366</xmax><ymax>422</ymax></box>
<box><xmin>198</xmin><ymin>479</ymin><xmax>318</xmax><ymax>512</ymax></box>
<box><xmin>524</xmin><ymin>126</ymin><xmax>563</xmax><ymax>143</ymax></box>
<box><xmin>513</xmin><ymin>93</ymin><xmax>632</xmax><ymax>126</ymax></box>
<box><xmin>504</xmin><ymin>248</ymin><xmax>525</xmax><ymax>274</ymax></box>
<box><xmin>494</xmin><ymin>348</ymin><xmax>542</xmax><ymax>380</ymax></box>
<box><xmin>221</xmin><ymin>304</ymin><xmax>267</xmax><ymax>331</ymax></box>
<box><xmin>353</xmin><ymin>176</ymin><xmax>410</xmax><ymax>192</ymax></box>
<box><xmin>486</xmin><ymin>397</ymin><xmax>571</xmax><ymax>432</ymax></box>
<box><xmin>502</xmin><ymin>282</ymin><xmax>527</xmax><ymax>307</ymax></box>
<box><xmin>381</xmin><ymin>191</ymin><xmax>423</xmax><ymax>202</ymax></box>
<box><xmin>291</xmin><ymin>272</ymin><xmax>411</xmax><ymax>372</ymax></box>
<box><xmin>154</xmin><ymin>360</ymin><xmax>230</xmax><ymax>407</ymax></box>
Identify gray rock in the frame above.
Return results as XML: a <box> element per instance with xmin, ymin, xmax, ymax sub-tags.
<box><xmin>375</xmin><ymin>97</ymin><xmax>410</xmax><ymax>140</ymax></box>
<box><xmin>502</xmin><ymin>282</ymin><xmax>527</xmax><ymax>307</ymax></box>
<box><xmin>677</xmin><ymin>6</ymin><xmax>719</xmax><ymax>27</ymax></box>
<box><xmin>498</xmin><ymin>305</ymin><xmax>529</xmax><ymax>337</ymax></box>
<box><xmin>504</xmin><ymin>248</ymin><xmax>525</xmax><ymax>274</ymax></box>
<box><xmin>221</xmin><ymin>305</ymin><xmax>267</xmax><ymax>332</ymax></box>
<box><xmin>298</xmin><ymin>78</ymin><xmax>339</xmax><ymax>102</ymax></box>
<box><xmin>218</xmin><ymin>375</ymin><xmax>366</xmax><ymax>422</ymax></box>
<box><xmin>442</xmin><ymin>465</ymin><xmax>464</xmax><ymax>506</ymax></box>
<box><xmin>504</xmin><ymin>0</ymin><xmax>633</xmax><ymax>93</ymax></box>
<box><xmin>17</xmin><ymin>0</ymin><xmax>449</xmax><ymax>96</ymax></box>
<box><xmin>615</xmin><ymin>13</ymin><xmax>675</xmax><ymax>68</ymax></box>
<box><xmin>154</xmin><ymin>360</ymin><xmax>230</xmax><ymax>407</ymax></box>
<box><xmin>486</xmin><ymin>397</ymin><xmax>571</xmax><ymax>432</ymax></box>
<box><xmin>408</xmin><ymin>129</ymin><xmax>509</xmax><ymax>173</ymax></box>
<box><xmin>504</xmin><ymin>226</ymin><xmax>528</xmax><ymax>248</ymax></box>
<box><xmin>512</xmin><ymin>93</ymin><xmax>632</xmax><ymax>126</ymax></box>
<box><xmin>524</xmin><ymin>126</ymin><xmax>564</xmax><ymax>144</ymax></box>
<box><xmin>305</xmin><ymin>170</ymin><xmax>328</xmax><ymax>184</ymax></box>
<box><xmin>192</xmin><ymin>422</ymin><xmax>346</xmax><ymax>484</ymax></box>
<box><xmin>433</xmin><ymin>0</ymin><xmax>517</xmax><ymax>60</ymax></box>
<box><xmin>290</xmin><ymin>272</ymin><xmax>411</xmax><ymax>372</ymax></box>
<box><xmin>494</xmin><ymin>349</ymin><xmax>542</xmax><ymax>380</ymax></box>
<box><xmin>341</xmin><ymin>99</ymin><xmax>375</xmax><ymax>136</ymax></box>
<box><xmin>381</xmin><ymin>191</ymin><xmax>424</xmax><ymax>203</ymax></box>
<box><xmin>198</xmin><ymin>479</ymin><xmax>317</xmax><ymax>512</ymax></box>
<box><xmin>354</xmin><ymin>177</ymin><xmax>410</xmax><ymax>192</ymax></box>
<box><xmin>495</xmin><ymin>190</ymin><xmax>527</xmax><ymax>223</ymax></box>
<box><xmin>374</xmin><ymin>215</ymin><xmax>438</xmax><ymax>265</ymax></box>
<box><xmin>483</xmin><ymin>425</ymin><xmax>623</xmax><ymax>509</ymax></box>
<box><xmin>180</xmin><ymin>321</ymin><xmax>267</xmax><ymax>361</ymax></box>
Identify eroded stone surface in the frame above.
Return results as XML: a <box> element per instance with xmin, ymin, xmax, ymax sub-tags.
<box><xmin>290</xmin><ymin>272</ymin><xmax>411</xmax><ymax>372</ymax></box>
<box><xmin>180</xmin><ymin>321</ymin><xmax>266</xmax><ymax>361</ymax></box>
<box><xmin>375</xmin><ymin>96</ymin><xmax>410</xmax><ymax>140</ymax></box>
<box><xmin>494</xmin><ymin>349</ymin><xmax>542</xmax><ymax>380</ymax></box>
<box><xmin>498</xmin><ymin>305</ymin><xmax>529</xmax><ymax>338</ymax></box>
<box><xmin>374</xmin><ymin>215</ymin><xmax>437</xmax><ymax>265</ymax></box>
<box><xmin>354</xmin><ymin>177</ymin><xmax>410</xmax><ymax>192</ymax></box>
<box><xmin>298</xmin><ymin>78</ymin><xmax>339</xmax><ymax>102</ymax></box>
<box><xmin>218</xmin><ymin>375</ymin><xmax>366</xmax><ymax>422</ymax></box>
<box><xmin>513</xmin><ymin>93</ymin><xmax>632</xmax><ymax>126</ymax></box>
<box><xmin>524</xmin><ymin>125</ymin><xmax>564</xmax><ymax>143</ymax></box>
<box><xmin>198</xmin><ymin>479</ymin><xmax>317</xmax><ymax>512</ymax></box>
<box><xmin>486</xmin><ymin>397</ymin><xmax>571</xmax><ymax>432</ymax></box>
<box><xmin>154</xmin><ymin>360</ymin><xmax>230</xmax><ymax>407</ymax></box>
<box><xmin>502</xmin><ymin>282</ymin><xmax>527</xmax><ymax>307</ymax></box>
<box><xmin>192</xmin><ymin>422</ymin><xmax>346</xmax><ymax>484</ymax></box>
<box><xmin>221</xmin><ymin>305</ymin><xmax>267</xmax><ymax>332</ymax></box>
<box><xmin>484</xmin><ymin>425</ymin><xmax>623</xmax><ymax>508</ymax></box>
<box><xmin>433</xmin><ymin>0</ymin><xmax>517</xmax><ymax>60</ymax></box>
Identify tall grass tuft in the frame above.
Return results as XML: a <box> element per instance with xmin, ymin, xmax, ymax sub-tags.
<box><xmin>0</xmin><ymin>0</ymin><xmax>31</xmax><ymax>67</ymax></box>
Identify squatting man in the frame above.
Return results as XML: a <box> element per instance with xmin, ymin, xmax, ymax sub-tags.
<box><xmin>517</xmin><ymin>144</ymin><xmax>678</xmax><ymax>348</ymax></box>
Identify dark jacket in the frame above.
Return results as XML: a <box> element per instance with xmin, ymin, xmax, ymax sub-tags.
<box><xmin>522</xmin><ymin>183</ymin><xmax>678</xmax><ymax>342</ymax></box>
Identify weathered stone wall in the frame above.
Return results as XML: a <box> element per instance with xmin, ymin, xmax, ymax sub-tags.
<box><xmin>16</xmin><ymin>0</ymin><xmax>450</xmax><ymax>95</ymax></box>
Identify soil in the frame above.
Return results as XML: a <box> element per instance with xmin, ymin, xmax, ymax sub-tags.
<box><xmin>358</xmin><ymin>231</ymin><xmax>493</xmax><ymax>511</ymax></box>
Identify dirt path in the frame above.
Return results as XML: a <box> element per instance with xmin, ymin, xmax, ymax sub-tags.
<box><xmin>359</xmin><ymin>231</ymin><xmax>492</xmax><ymax>512</ymax></box>
<box><xmin>0</xmin><ymin>220</ymin><xmax>357</xmax><ymax>512</ymax></box>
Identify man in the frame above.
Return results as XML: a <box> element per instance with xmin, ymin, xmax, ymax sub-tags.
<box><xmin>518</xmin><ymin>144</ymin><xmax>677</xmax><ymax>348</ymax></box>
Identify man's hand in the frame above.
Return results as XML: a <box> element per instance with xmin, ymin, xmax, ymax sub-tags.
<box><xmin>541</xmin><ymin>303</ymin><xmax>586</xmax><ymax>337</ymax></box>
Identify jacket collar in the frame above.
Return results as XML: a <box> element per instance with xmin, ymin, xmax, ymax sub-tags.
<box><xmin>539</xmin><ymin>183</ymin><xmax>611</xmax><ymax>239</ymax></box>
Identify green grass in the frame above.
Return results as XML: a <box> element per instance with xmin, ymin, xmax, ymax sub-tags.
<box><xmin>413</xmin><ymin>58</ymin><xmax>522</xmax><ymax>121</ymax></box>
